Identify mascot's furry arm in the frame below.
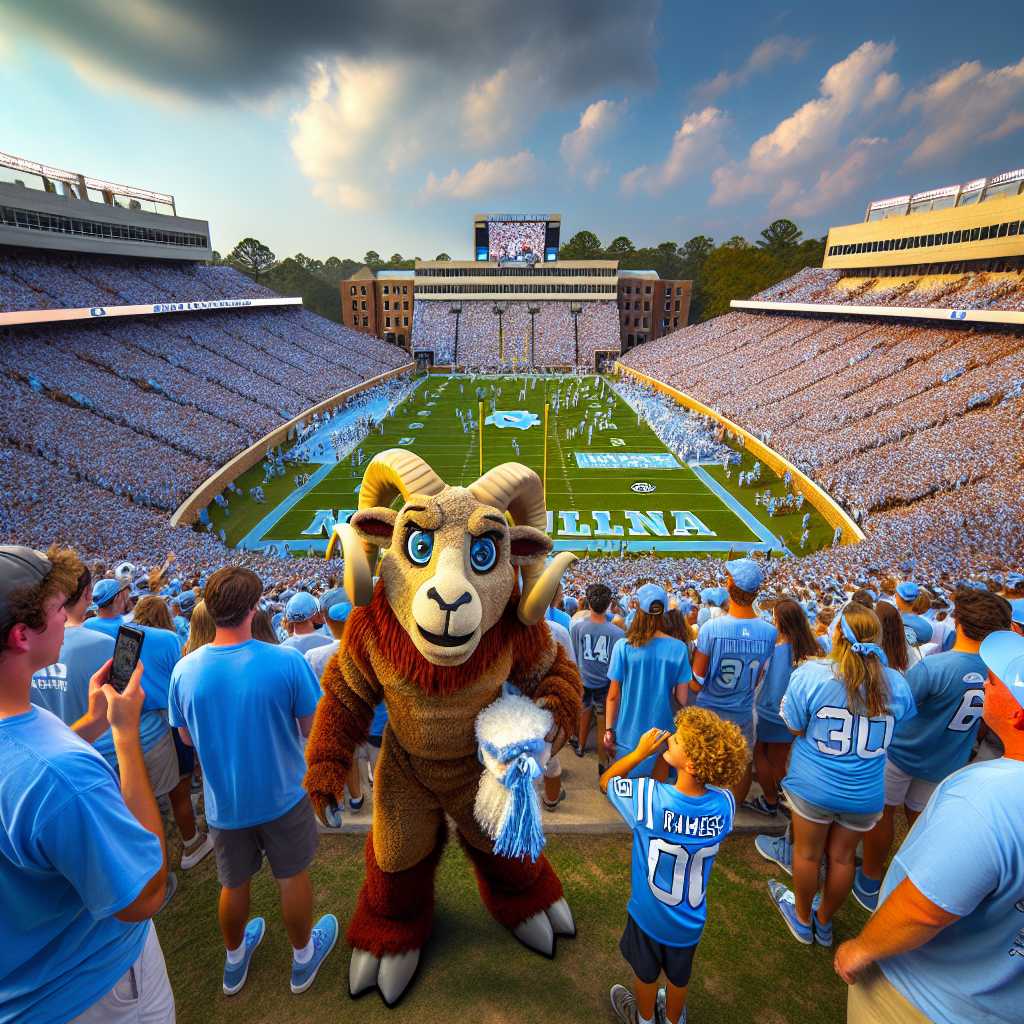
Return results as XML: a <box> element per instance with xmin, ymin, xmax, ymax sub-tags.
<box><xmin>511</xmin><ymin>630</ymin><xmax>582</xmax><ymax>743</ymax></box>
<box><xmin>304</xmin><ymin>637</ymin><xmax>380</xmax><ymax>823</ymax></box>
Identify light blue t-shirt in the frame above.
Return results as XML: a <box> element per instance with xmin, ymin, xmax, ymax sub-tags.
<box><xmin>887</xmin><ymin>650</ymin><xmax>987</xmax><ymax>783</ymax></box>
<box><xmin>878</xmin><ymin>758</ymin><xmax>1024</xmax><ymax>1024</ymax></box>
<box><xmin>754</xmin><ymin>642</ymin><xmax>792</xmax><ymax>730</ymax></box>
<box><xmin>168</xmin><ymin>640</ymin><xmax>321</xmax><ymax>829</ymax></box>
<box><xmin>82</xmin><ymin>614</ymin><xmax>126</xmax><ymax>639</ymax></box>
<box><xmin>30</xmin><ymin>625</ymin><xmax>114</xmax><ymax>729</ymax></box>
<box><xmin>281</xmin><ymin>633</ymin><xmax>334</xmax><ymax>655</ymax></box>
<box><xmin>607</xmin><ymin>775</ymin><xmax>735</xmax><ymax>946</ymax></box>
<box><xmin>571</xmin><ymin>617</ymin><xmax>626</xmax><ymax>690</ymax></box>
<box><xmin>609</xmin><ymin>637</ymin><xmax>691</xmax><ymax>776</ymax></box>
<box><xmin>695</xmin><ymin>615</ymin><xmax>777</xmax><ymax>720</ymax></box>
<box><xmin>0</xmin><ymin>707</ymin><xmax>163</xmax><ymax>1023</ymax></box>
<box><xmin>780</xmin><ymin>660</ymin><xmax>917</xmax><ymax>814</ymax></box>
<box><xmin>545</xmin><ymin>605</ymin><xmax>572</xmax><ymax>632</ymax></box>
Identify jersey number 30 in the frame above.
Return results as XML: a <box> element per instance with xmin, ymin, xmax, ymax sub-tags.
<box><xmin>646</xmin><ymin>838</ymin><xmax>720</xmax><ymax>908</ymax></box>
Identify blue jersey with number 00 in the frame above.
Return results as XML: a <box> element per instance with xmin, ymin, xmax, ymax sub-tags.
<box><xmin>781</xmin><ymin>660</ymin><xmax>916</xmax><ymax>814</ymax></box>
<box><xmin>695</xmin><ymin>615</ymin><xmax>777</xmax><ymax>718</ymax></box>
<box><xmin>607</xmin><ymin>776</ymin><xmax>734</xmax><ymax>947</ymax></box>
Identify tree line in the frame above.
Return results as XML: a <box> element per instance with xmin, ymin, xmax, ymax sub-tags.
<box><xmin>216</xmin><ymin>222</ymin><xmax>823</xmax><ymax>327</ymax></box>
<box><xmin>557</xmin><ymin>220</ymin><xmax>826</xmax><ymax>321</ymax></box>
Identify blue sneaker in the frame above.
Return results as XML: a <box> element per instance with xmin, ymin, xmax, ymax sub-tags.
<box><xmin>767</xmin><ymin>880</ymin><xmax>812</xmax><ymax>944</ymax></box>
<box><xmin>755</xmin><ymin>833</ymin><xmax>793</xmax><ymax>875</ymax></box>
<box><xmin>290</xmin><ymin>914</ymin><xmax>339</xmax><ymax>994</ymax></box>
<box><xmin>809</xmin><ymin>893</ymin><xmax>832</xmax><ymax>946</ymax></box>
<box><xmin>223</xmin><ymin>917</ymin><xmax>265</xmax><ymax>996</ymax></box>
<box><xmin>852</xmin><ymin>868</ymin><xmax>880</xmax><ymax>912</ymax></box>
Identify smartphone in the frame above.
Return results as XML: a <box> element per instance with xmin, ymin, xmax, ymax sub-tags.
<box><xmin>110</xmin><ymin>625</ymin><xmax>145</xmax><ymax>693</ymax></box>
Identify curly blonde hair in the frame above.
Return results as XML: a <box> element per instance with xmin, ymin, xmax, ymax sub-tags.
<box><xmin>673</xmin><ymin>706</ymin><xmax>749</xmax><ymax>788</ymax></box>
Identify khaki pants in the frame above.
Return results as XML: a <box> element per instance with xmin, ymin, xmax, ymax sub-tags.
<box><xmin>847</xmin><ymin>962</ymin><xmax>933</xmax><ymax>1024</ymax></box>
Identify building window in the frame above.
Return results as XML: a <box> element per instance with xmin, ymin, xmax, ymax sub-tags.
<box><xmin>360</xmin><ymin>285</ymin><xmax>366</xmax><ymax>295</ymax></box>
<box><xmin>383</xmin><ymin>286</ymin><xmax>389</xmax><ymax>294</ymax></box>
<box><xmin>362</xmin><ymin>316</ymin><xmax>368</xmax><ymax>326</ymax></box>
<box><xmin>361</xmin><ymin>300</ymin><xmax>366</xmax><ymax>310</ymax></box>
<box><xmin>627</xmin><ymin>333</ymin><xmax>634</xmax><ymax>344</ymax></box>
<box><xmin>403</xmin><ymin>301</ymin><xmax>409</xmax><ymax>310</ymax></box>
<box><xmin>386</xmin><ymin>316</ymin><xmax>392</xmax><ymax>327</ymax></box>
<box><xmin>352</xmin><ymin>300</ymin><xmax>358</xmax><ymax>311</ymax></box>
<box><xmin>645</xmin><ymin>286</ymin><xmax>652</xmax><ymax>294</ymax></box>
<box><xmin>633</xmin><ymin>318</ymin><xmax>639</xmax><ymax>327</ymax></box>
<box><xmin>674</xmin><ymin>300</ymin><xmax>680</xmax><ymax>311</ymax></box>
<box><xmin>665</xmin><ymin>302</ymin><xmax>671</xmax><ymax>311</ymax></box>
<box><xmin>643</xmin><ymin>301</ymin><xmax>650</xmax><ymax>311</ymax></box>
<box><xmin>384</xmin><ymin>300</ymin><xmax>390</xmax><ymax>310</ymax></box>
<box><xmin>399</xmin><ymin>333</ymin><xmax>405</xmax><ymax>343</ymax></box>
<box><xmin>634</xmin><ymin>301</ymin><xmax>640</xmax><ymax>310</ymax></box>
<box><xmin>624</xmin><ymin>286</ymin><xmax>632</xmax><ymax>294</ymax></box>
<box><xmin>403</xmin><ymin>317</ymin><xmax>409</xmax><ymax>326</ymax></box>
<box><xmin>350</xmin><ymin>285</ymin><xmax>356</xmax><ymax>295</ymax></box>
<box><xmin>402</xmin><ymin>286</ymin><xmax>408</xmax><ymax>294</ymax></box>
<box><xmin>673</xmin><ymin>317</ymin><xmax>678</xmax><ymax>328</ymax></box>
<box><xmin>642</xmin><ymin>318</ymin><xmax>649</xmax><ymax>328</ymax></box>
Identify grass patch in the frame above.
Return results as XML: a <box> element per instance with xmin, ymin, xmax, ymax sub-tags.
<box><xmin>160</xmin><ymin>832</ymin><xmax>858</xmax><ymax>1024</ymax></box>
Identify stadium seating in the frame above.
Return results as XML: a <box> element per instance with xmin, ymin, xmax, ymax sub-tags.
<box><xmin>0</xmin><ymin>248</ymin><xmax>409</xmax><ymax>575</ymax></box>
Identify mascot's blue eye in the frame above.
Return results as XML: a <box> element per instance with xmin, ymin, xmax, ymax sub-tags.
<box><xmin>470</xmin><ymin>535</ymin><xmax>498</xmax><ymax>573</ymax></box>
<box><xmin>406</xmin><ymin>529</ymin><xmax>434</xmax><ymax>566</ymax></box>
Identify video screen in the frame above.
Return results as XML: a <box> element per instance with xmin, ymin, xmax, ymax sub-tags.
<box><xmin>113</xmin><ymin>634</ymin><xmax>141</xmax><ymax>679</ymax></box>
<box><xmin>489</xmin><ymin>221</ymin><xmax>546</xmax><ymax>262</ymax></box>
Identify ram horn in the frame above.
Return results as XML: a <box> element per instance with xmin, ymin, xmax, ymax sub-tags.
<box><xmin>324</xmin><ymin>522</ymin><xmax>375</xmax><ymax>606</ymax></box>
<box><xmin>469</xmin><ymin>462</ymin><xmax>577</xmax><ymax>625</ymax></box>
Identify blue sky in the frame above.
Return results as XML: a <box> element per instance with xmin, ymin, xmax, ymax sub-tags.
<box><xmin>1</xmin><ymin>1</ymin><xmax>1022</xmax><ymax>262</ymax></box>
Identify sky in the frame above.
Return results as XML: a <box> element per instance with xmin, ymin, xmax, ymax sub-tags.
<box><xmin>1</xmin><ymin>1</ymin><xmax>1022</xmax><ymax>263</ymax></box>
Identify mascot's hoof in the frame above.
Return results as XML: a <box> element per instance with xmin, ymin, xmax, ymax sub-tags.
<box><xmin>545</xmin><ymin>897</ymin><xmax>576</xmax><ymax>937</ymax></box>
<box><xmin>378</xmin><ymin>949</ymin><xmax>421</xmax><ymax>1007</ymax></box>
<box><xmin>512</xmin><ymin>910</ymin><xmax>555</xmax><ymax>957</ymax></box>
<box><xmin>348</xmin><ymin>947</ymin><xmax>421</xmax><ymax>1007</ymax></box>
<box><xmin>349</xmin><ymin>948</ymin><xmax>380</xmax><ymax>997</ymax></box>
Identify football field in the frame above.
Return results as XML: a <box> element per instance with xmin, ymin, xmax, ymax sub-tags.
<box><xmin>205</xmin><ymin>375</ymin><xmax>832</xmax><ymax>558</ymax></box>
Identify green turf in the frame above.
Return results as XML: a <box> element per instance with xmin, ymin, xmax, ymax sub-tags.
<box><xmin>199</xmin><ymin>374</ymin><xmax>833</xmax><ymax>559</ymax></box>
<box><xmin>159</xmin><ymin>830</ymin><xmax>862</xmax><ymax>1024</ymax></box>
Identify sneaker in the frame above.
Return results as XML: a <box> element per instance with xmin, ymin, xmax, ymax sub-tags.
<box><xmin>742</xmin><ymin>794</ymin><xmax>779</xmax><ymax>817</ymax></box>
<box><xmin>852</xmin><ymin>869</ymin><xmax>880</xmax><ymax>912</ymax></box>
<box><xmin>755</xmin><ymin>833</ymin><xmax>793</xmax><ymax>875</ymax></box>
<box><xmin>610</xmin><ymin>984</ymin><xmax>638</xmax><ymax>1024</ymax></box>
<box><xmin>655</xmin><ymin>988</ymin><xmax>685</xmax><ymax>1024</ymax></box>
<box><xmin>572</xmin><ymin>738</ymin><xmax>586</xmax><ymax>758</ymax></box>
<box><xmin>767</xmin><ymin>879</ymin><xmax>812</xmax><ymax>944</ymax></box>
<box><xmin>349</xmin><ymin>795</ymin><xmax>364</xmax><ymax>813</ymax></box>
<box><xmin>157</xmin><ymin>871</ymin><xmax>178</xmax><ymax>914</ymax></box>
<box><xmin>543</xmin><ymin>785</ymin><xmax>566</xmax><ymax>811</ymax></box>
<box><xmin>223</xmin><ymin>917</ymin><xmax>266</xmax><ymax>996</ymax></box>
<box><xmin>812</xmin><ymin>895</ymin><xmax>832</xmax><ymax>947</ymax></box>
<box><xmin>180</xmin><ymin>831</ymin><xmax>213</xmax><ymax>870</ymax></box>
<box><xmin>290</xmin><ymin>914</ymin><xmax>339</xmax><ymax>994</ymax></box>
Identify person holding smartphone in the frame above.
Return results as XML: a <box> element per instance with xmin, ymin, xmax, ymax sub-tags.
<box><xmin>0</xmin><ymin>545</ymin><xmax>173</xmax><ymax>1023</ymax></box>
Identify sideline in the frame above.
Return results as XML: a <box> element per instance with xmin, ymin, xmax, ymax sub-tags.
<box><xmin>688</xmin><ymin>464</ymin><xmax>789</xmax><ymax>553</ymax></box>
<box><xmin>615</xmin><ymin>363</ymin><xmax>864</xmax><ymax>544</ymax></box>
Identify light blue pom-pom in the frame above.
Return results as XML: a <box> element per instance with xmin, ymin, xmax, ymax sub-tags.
<box><xmin>493</xmin><ymin>753</ymin><xmax>546</xmax><ymax>862</ymax></box>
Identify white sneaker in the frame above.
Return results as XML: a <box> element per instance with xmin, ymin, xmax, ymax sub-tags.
<box><xmin>181</xmin><ymin>831</ymin><xmax>214</xmax><ymax>870</ymax></box>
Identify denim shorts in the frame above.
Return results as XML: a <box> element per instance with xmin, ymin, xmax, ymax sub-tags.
<box><xmin>782</xmin><ymin>787</ymin><xmax>882</xmax><ymax>832</ymax></box>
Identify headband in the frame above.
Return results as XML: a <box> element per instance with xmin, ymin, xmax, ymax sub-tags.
<box><xmin>839</xmin><ymin>612</ymin><xmax>889</xmax><ymax>666</ymax></box>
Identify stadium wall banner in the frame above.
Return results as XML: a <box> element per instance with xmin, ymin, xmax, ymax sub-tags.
<box><xmin>0</xmin><ymin>295</ymin><xmax>303</xmax><ymax>327</ymax></box>
<box><xmin>614</xmin><ymin>362</ymin><xmax>865</xmax><ymax>545</ymax></box>
<box><xmin>169</xmin><ymin>362</ymin><xmax>416</xmax><ymax>527</ymax></box>
<box><xmin>729</xmin><ymin>298</ymin><xmax>1024</xmax><ymax>327</ymax></box>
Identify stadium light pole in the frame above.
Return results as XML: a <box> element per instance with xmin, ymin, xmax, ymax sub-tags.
<box><xmin>570</xmin><ymin>303</ymin><xmax>583</xmax><ymax>368</ymax></box>
<box><xmin>450</xmin><ymin>303</ymin><xmax>461</xmax><ymax>368</ymax></box>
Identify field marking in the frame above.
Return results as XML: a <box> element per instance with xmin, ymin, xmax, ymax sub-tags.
<box><xmin>689</xmin><ymin>464</ymin><xmax>787</xmax><ymax>553</ymax></box>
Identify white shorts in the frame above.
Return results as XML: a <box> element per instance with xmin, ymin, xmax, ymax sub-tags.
<box><xmin>884</xmin><ymin>760</ymin><xmax>939</xmax><ymax>813</ymax></box>
<box><xmin>70</xmin><ymin>923</ymin><xmax>175</xmax><ymax>1024</ymax></box>
<box><xmin>544</xmin><ymin>754</ymin><xmax>562</xmax><ymax>779</ymax></box>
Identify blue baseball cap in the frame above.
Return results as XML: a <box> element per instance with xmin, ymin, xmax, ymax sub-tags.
<box><xmin>92</xmin><ymin>577</ymin><xmax>127</xmax><ymax>608</ymax></box>
<box><xmin>178</xmin><ymin>591</ymin><xmax>196</xmax><ymax>614</ymax></box>
<box><xmin>319</xmin><ymin>587</ymin><xmax>352</xmax><ymax>623</ymax></box>
<box><xmin>726</xmin><ymin>558</ymin><xmax>763</xmax><ymax>593</ymax></box>
<box><xmin>1006</xmin><ymin>573</ymin><xmax>1024</xmax><ymax>590</ymax></box>
<box><xmin>285</xmin><ymin>591</ymin><xmax>318</xmax><ymax>622</ymax></box>
<box><xmin>637</xmin><ymin>583</ymin><xmax>668</xmax><ymax>615</ymax></box>
<box><xmin>979</xmin><ymin>631</ymin><xmax>1024</xmax><ymax>709</ymax></box>
<box><xmin>896</xmin><ymin>581</ymin><xmax>920</xmax><ymax>601</ymax></box>
<box><xmin>1010</xmin><ymin>599</ymin><xmax>1024</xmax><ymax>625</ymax></box>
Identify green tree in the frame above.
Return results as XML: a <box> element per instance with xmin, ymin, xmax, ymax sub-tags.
<box><xmin>318</xmin><ymin>256</ymin><xmax>364</xmax><ymax>283</ymax></box>
<box><xmin>227</xmin><ymin>237</ymin><xmax>277</xmax><ymax>282</ymax></box>
<box><xmin>681</xmin><ymin>235</ymin><xmax>715</xmax><ymax>266</ymax></box>
<box><xmin>293</xmin><ymin>252</ymin><xmax>324</xmax><ymax>274</ymax></box>
<box><xmin>435</xmin><ymin>252</ymin><xmax>451</xmax><ymax>261</ymax></box>
<box><xmin>558</xmin><ymin>230</ymin><xmax>603</xmax><ymax>260</ymax></box>
<box><xmin>722</xmin><ymin>235</ymin><xmax>752</xmax><ymax>249</ymax></box>
<box><xmin>700</xmin><ymin>245</ymin><xmax>777</xmax><ymax>318</ymax></box>
<box><xmin>260</xmin><ymin>258</ymin><xmax>344</xmax><ymax>323</ymax></box>
<box><xmin>364</xmin><ymin>250</ymin><xmax>382</xmax><ymax>266</ymax></box>
<box><xmin>605</xmin><ymin>236</ymin><xmax>635</xmax><ymax>253</ymax></box>
<box><xmin>756</xmin><ymin>219</ymin><xmax>803</xmax><ymax>251</ymax></box>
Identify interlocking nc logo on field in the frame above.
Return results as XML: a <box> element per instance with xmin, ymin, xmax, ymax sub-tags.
<box><xmin>89</xmin><ymin>307</ymin><xmax>106</xmax><ymax>316</ymax></box>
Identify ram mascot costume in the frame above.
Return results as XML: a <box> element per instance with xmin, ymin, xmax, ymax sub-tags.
<box><xmin>305</xmin><ymin>449</ymin><xmax>583</xmax><ymax>1007</ymax></box>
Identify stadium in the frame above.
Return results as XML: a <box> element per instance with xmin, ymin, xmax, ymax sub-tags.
<box><xmin>2</xmin><ymin>138</ymin><xmax>1023</xmax><ymax>1024</ymax></box>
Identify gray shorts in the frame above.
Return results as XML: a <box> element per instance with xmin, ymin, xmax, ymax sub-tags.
<box><xmin>209</xmin><ymin>797</ymin><xmax>319</xmax><ymax>889</ymax></box>
<box><xmin>143</xmin><ymin>729</ymin><xmax>180</xmax><ymax>799</ymax></box>
<box><xmin>782</xmin><ymin>787</ymin><xmax>883</xmax><ymax>832</ymax></box>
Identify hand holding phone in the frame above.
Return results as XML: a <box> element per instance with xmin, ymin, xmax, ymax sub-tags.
<box><xmin>110</xmin><ymin>625</ymin><xmax>145</xmax><ymax>694</ymax></box>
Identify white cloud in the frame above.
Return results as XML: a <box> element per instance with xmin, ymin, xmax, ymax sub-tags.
<box><xmin>709</xmin><ymin>40</ymin><xmax>899</xmax><ymax>207</ymax></box>
<box><xmin>899</xmin><ymin>56</ymin><xmax>1024</xmax><ymax>169</ymax></box>
<box><xmin>419</xmin><ymin>151</ymin><xmax>539</xmax><ymax>202</ymax></box>
<box><xmin>559</xmin><ymin>99</ymin><xmax>627</xmax><ymax>187</ymax></box>
<box><xmin>693</xmin><ymin>34</ymin><xmax>813</xmax><ymax>102</ymax></box>
<box><xmin>620</xmin><ymin>107</ymin><xmax>726</xmax><ymax>197</ymax></box>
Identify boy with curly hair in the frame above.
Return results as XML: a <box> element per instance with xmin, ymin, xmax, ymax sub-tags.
<box><xmin>601</xmin><ymin>707</ymin><xmax>748</xmax><ymax>1024</ymax></box>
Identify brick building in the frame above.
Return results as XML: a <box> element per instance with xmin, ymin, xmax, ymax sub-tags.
<box><xmin>340</xmin><ymin>267</ymin><xmax>414</xmax><ymax>350</ymax></box>
<box><xmin>617</xmin><ymin>270</ymin><xmax>692</xmax><ymax>353</ymax></box>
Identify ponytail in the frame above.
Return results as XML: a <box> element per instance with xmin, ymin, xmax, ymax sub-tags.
<box><xmin>830</xmin><ymin>604</ymin><xmax>891</xmax><ymax>718</ymax></box>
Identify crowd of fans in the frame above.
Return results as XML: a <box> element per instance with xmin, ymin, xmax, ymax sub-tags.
<box><xmin>411</xmin><ymin>299</ymin><xmax>619</xmax><ymax>368</ymax></box>
<box><xmin>754</xmin><ymin>266</ymin><xmax>1024</xmax><ymax>311</ymax></box>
